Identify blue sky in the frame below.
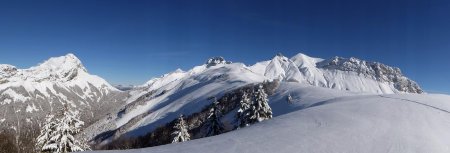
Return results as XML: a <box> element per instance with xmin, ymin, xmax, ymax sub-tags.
<box><xmin>0</xmin><ymin>0</ymin><xmax>449</xmax><ymax>94</ymax></box>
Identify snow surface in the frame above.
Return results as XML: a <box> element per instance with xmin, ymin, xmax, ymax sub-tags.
<box><xmin>0</xmin><ymin>53</ymin><xmax>124</xmax><ymax>137</ymax></box>
<box><xmin>114</xmin><ymin>63</ymin><xmax>265</xmax><ymax>133</ymax></box>
<box><xmin>248</xmin><ymin>53</ymin><xmax>421</xmax><ymax>94</ymax></box>
<box><xmin>0</xmin><ymin>53</ymin><xmax>117</xmax><ymax>94</ymax></box>
<box><xmin>85</xmin><ymin>53</ymin><xmax>425</xmax><ymax>146</ymax></box>
<box><xmin>88</xmin><ymin>83</ymin><xmax>450</xmax><ymax>153</ymax></box>
<box><xmin>0</xmin><ymin>53</ymin><xmax>119</xmax><ymax>108</ymax></box>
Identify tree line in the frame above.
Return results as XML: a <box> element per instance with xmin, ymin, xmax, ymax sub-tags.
<box><xmin>102</xmin><ymin>81</ymin><xmax>279</xmax><ymax>150</ymax></box>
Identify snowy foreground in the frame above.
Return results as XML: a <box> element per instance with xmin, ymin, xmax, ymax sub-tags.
<box><xmin>87</xmin><ymin>84</ymin><xmax>450</xmax><ymax>153</ymax></box>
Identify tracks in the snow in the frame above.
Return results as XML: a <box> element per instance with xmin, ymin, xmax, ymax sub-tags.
<box><xmin>379</xmin><ymin>95</ymin><xmax>450</xmax><ymax>114</ymax></box>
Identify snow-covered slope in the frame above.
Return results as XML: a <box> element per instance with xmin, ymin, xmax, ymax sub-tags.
<box><xmin>88</xmin><ymin>83</ymin><xmax>450</xmax><ymax>153</ymax></box>
<box><xmin>85</xmin><ymin>53</ymin><xmax>423</xmax><ymax>147</ymax></box>
<box><xmin>0</xmin><ymin>54</ymin><xmax>126</xmax><ymax>133</ymax></box>
<box><xmin>84</xmin><ymin>59</ymin><xmax>266</xmax><ymax>143</ymax></box>
<box><xmin>249</xmin><ymin>53</ymin><xmax>422</xmax><ymax>94</ymax></box>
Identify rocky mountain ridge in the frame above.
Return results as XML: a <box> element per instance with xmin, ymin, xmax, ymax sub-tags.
<box><xmin>83</xmin><ymin>52</ymin><xmax>423</xmax><ymax>147</ymax></box>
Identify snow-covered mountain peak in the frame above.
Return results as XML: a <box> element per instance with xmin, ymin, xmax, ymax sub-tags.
<box><xmin>290</xmin><ymin>53</ymin><xmax>323</xmax><ymax>68</ymax></box>
<box><xmin>0</xmin><ymin>53</ymin><xmax>117</xmax><ymax>90</ymax></box>
<box><xmin>0</xmin><ymin>64</ymin><xmax>18</xmax><ymax>78</ymax></box>
<box><xmin>315</xmin><ymin>56</ymin><xmax>422</xmax><ymax>93</ymax></box>
<box><xmin>206</xmin><ymin>56</ymin><xmax>231</xmax><ymax>67</ymax></box>
<box><xmin>173</xmin><ymin>68</ymin><xmax>184</xmax><ymax>73</ymax></box>
<box><xmin>318</xmin><ymin>56</ymin><xmax>403</xmax><ymax>81</ymax></box>
<box><xmin>0</xmin><ymin>64</ymin><xmax>17</xmax><ymax>70</ymax></box>
<box><xmin>26</xmin><ymin>53</ymin><xmax>87</xmax><ymax>81</ymax></box>
<box><xmin>0</xmin><ymin>54</ymin><xmax>126</xmax><ymax>145</ymax></box>
<box><xmin>273</xmin><ymin>53</ymin><xmax>289</xmax><ymax>61</ymax></box>
<box><xmin>263</xmin><ymin>55</ymin><xmax>290</xmax><ymax>80</ymax></box>
<box><xmin>83</xmin><ymin>52</ymin><xmax>426</xmax><ymax>148</ymax></box>
<box><xmin>247</xmin><ymin>52</ymin><xmax>423</xmax><ymax>94</ymax></box>
<box><xmin>11</xmin><ymin>53</ymin><xmax>88</xmax><ymax>82</ymax></box>
<box><xmin>36</xmin><ymin>53</ymin><xmax>83</xmax><ymax>69</ymax></box>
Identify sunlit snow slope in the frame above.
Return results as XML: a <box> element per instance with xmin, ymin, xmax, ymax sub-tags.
<box><xmin>89</xmin><ymin>83</ymin><xmax>450</xmax><ymax>153</ymax></box>
<box><xmin>0</xmin><ymin>53</ymin><xmax>126</xmax><ymax>132</ymax></box>
<box><xmin>85</xmin><ymin>53</ymin><xmax>424</xmax><ymax>145</ymax></box>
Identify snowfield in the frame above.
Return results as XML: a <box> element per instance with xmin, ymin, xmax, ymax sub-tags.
<box><xmin>81</xmin><ymin>53</ymin><xmax>436</xmax><ymax>152</ymax></box>
<box><xmin>87</xmin><ymin>83</ymin><xmax>450</xmax><ymax>153</ymax></box>
<box><xmin>85</xmin><ymin>53</ymin><xmax>426</xmax><ymax>145</ymax></box>
<box><xmin>1</xmin><ymin>53</ymin><xmax>444</xmax><ymax>153</ymax></box>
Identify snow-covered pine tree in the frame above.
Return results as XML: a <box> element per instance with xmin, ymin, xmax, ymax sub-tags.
<box><xmin>251</xmin><ymin>84</ymin><xmax>273</xmax><ymax>122</ymax></box>
<box><xmin>204</xmin><ymin>97</ymin><xmax>225</xmax><ymax>136</ymax></box>
<box><xmin>237</xmin><ymin>91</ymin><xmax>252</xmax><ymax>128</ymax></box>
<box><xmin>40</xmin><ymin>105</ymin><xmax>90</xmax><ymax>153</ymax></box>
<box><xmin>171</xmin><ymin>114</ymin><xmax>190</xmax><ymax>143</ymax></box>
<box><xmin>36</xmin><ymin>114</ymin><xmax>56</xmax><ymax>152</ymax></box>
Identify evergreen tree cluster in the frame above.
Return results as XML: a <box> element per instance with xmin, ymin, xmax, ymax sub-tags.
<box><xmin>36</xmin><ymin>105</ymin><xmax>90</xmax><ymax>153</ymax></box>
<box><xmin>103</xmin><ymin>81</ymin><xmax>278</xmax><ymax>149</ymax></box>
<box><xmin>237</xmin><ymin>84</ymin><xmax>273</xmax><ymax>128</ymax></box>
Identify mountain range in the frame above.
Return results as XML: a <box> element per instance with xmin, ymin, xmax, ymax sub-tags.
<box><xmin>0</xmin><ymin>54</ymin><xmax>126</xmax><ymax>145</ymax></box>
<box><xmin>3</xmin><ymin>52</ymin><xmax>446</xmax><ymax>153</ymax></box>
<box><xmin>79</xmin><ymin>53</ymin><xmax>423</xmax><ymax>146</ymax></box>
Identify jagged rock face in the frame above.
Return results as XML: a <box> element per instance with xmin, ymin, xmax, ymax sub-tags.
<box><xmin>250</xmin><ymin>53</ymin><xmax>423</xmax><ymax>94</ymax></box>
<box><xmin>0</xmin><ymin>54</ymin><xmax>127</xmax><ymax>134</ymax></box>
<box><xmin>206</xmin><ymin>57</ymin><xmax>231</xmax><ymax>67</ymax></box>
<box><xmin>317</xmin><ymin>57</ymin><xmax>401</xmax><ymax>82</ymax></box>
<box><xmin>317</xmin><ymin>56</ymin><xmax>423</xmax><ymax>93</ymax></box>
<box><xmin>0</xmin><ymin>64</ymin><xmax>17</xmax><ymax>78</ymax></box>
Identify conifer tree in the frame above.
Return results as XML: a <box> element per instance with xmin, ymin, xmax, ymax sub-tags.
<box><xmin>36</xmin><ymin>114</ymin><xmax>56</xmax><ymax>152</ymax></box>
<box><xmin>204</xmin><ymin>97</ymin><xmax>224</xmax><ymax>136</ymax></box>
<box><xmin>171</xmin><ymin>114</ymin><xmax>190</xmax><ymax>143</ymax></box>
<box><xmin>237</xmin><ymin>84</ymin><xmax>273</xmax><ymax>128</ymax></box>
<box><xmin>36</xmin><ymin>105</ymin><xmax>90</xmax><ymax>153</ymax></box>
<box><xmin>237</xmin><ymin>91</ymin><xmax>252</xmax><ymax>128</ymax></box>
<box><xmin>251</xmin><ymin>84</ymin><xmax>273</xmax><ymax>122</ymax></box>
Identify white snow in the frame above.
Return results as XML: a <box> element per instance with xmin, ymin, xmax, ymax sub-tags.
<box><xmin>1</xmin><ymin>88</ymin><xmax>30</xmax><ymax>102</ymax></box>
<box><xmin>1</xmin><ymin>98</ymin><xmax>12</xmax><ymax>104</ymax></box>
<box><xmin>88</xmin><ymin>83</ymin><xmax>450</xmax><ymax>153</ymax></box>
<box><xmin>0</xmin><ymin>53</ymin><xmax>120</xmax><ymax>109</ymax></box>
<box><xmin>26</xmin><ymin>103</ymin><xmax>39</xmax><ymax>113</ymax></box>
<box><xmin>113</xmin><ymin>63</ymin><xmax>265</xmax><ymax>132</ymax></box>
<box><xmin>86</xmin><ymin>53</ymin><xmax>425</xmax><ymax>146</ymax></box>
<box><xmin>263</xmin><ymin>55</ymin><xmax>288</xmax><ymax>81</ymax></box>
<box><xmin>247</xmin><ymin>53</ymin><xmax>416</xmax><ymax>94</ymax></box>
<box><xmin>0</xmin><ymin>53</ymin><xmax>118</xmax><ymax>93</ymax></box>
<box><xmin>26</xmin><ymin>118</ymin><xmax>32</xmax><ymax>123</ymax></box>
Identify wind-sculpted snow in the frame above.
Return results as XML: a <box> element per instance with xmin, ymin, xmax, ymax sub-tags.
<box><xmin>87</xmin><ymin>84</ymin><xmax>450</xmax><ymax>153</ymax></box>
